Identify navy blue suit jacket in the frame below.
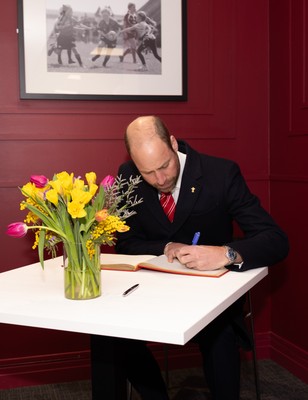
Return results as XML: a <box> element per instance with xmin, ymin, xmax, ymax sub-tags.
<box><xmin>116</xmin><ymin>141</ymin><xmax>288</xmax><ymax>271</ymax></box>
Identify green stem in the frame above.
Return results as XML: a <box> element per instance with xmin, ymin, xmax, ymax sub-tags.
<box><xmin>27</xmin><ymin>225</ymin><xmax>68</xmax><ymax>239</ymax></box>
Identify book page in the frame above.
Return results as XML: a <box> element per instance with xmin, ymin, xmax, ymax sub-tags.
<box><xmin>139</xmin><ymin>254</ymin><xmax>228</xmax><ymax>277</ymax></box>
<box><xmin>101</xmin><ymin>254</ymin><xmax>155</xmax><ymax>271</ymax></box>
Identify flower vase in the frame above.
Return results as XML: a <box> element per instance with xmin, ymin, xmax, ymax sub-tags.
<box><xmin>63</xmin><ymin>241</ymin><xmax>101</xmax><ymax>300</ymax></box>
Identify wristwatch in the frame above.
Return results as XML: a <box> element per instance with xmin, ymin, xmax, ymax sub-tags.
<box><xmin>223</xmin><ymin>246</ymin><xmax>238</xmax><ymax>266</ymax></box>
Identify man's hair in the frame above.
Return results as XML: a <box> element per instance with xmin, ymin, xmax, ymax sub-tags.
<box><xmin>137</xmin><ymin>11</ymin><xmax>147</xmax><ymax>21</ymax></box>
<box><xmin>125</xmin><ymin>116</ymin><xmax>173</xmax><ymax>155</ymax></box>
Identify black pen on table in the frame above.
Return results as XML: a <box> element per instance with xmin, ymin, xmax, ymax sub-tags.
<box><xmin>192</xmin><ymin>231</ymin><xmax>200</xmax><ymax>245</ymax></box>
<box><xmin>122</xmin><ymin>284</ymin><xmax>139</xmax><ymax>297</ymax></box>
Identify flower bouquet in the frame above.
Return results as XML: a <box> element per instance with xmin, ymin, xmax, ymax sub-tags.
<box><xmin>6</xmin><ymin>171</ymin><xmax>142</xmax><ymax>300</ymax></box>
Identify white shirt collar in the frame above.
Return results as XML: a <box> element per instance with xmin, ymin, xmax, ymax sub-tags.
<box><xmin>171</xmin><ymin>151</ymin><xmax>186</xmax><ymax>203</ymax></box>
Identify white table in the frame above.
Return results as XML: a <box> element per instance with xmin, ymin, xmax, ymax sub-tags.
<box><xmin>0</xmin><ymin>256</ymin><xmax>267</xmax><ymax>345</ymax></box>
<box><xmin>0</xmin><ymin>257</ymin><xmax>268</xmax><ymax>399</ymax></box>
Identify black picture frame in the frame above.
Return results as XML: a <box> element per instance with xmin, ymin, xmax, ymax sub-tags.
<box><xmin>17</xmin><ymin>0</ymin><xmax>187</xmax><ymax>101</ymax></box>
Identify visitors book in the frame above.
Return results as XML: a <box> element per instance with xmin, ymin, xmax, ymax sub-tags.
<box><xmin>101</xmin><ymin>254</ymin><xmax>228</xmax><ymax>278</ymax></box>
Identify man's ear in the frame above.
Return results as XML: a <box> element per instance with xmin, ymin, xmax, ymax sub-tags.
<box><xmin>170</xmin><ymin>135</ymin><xmax>178</xmax><ymax>152</ymax></box>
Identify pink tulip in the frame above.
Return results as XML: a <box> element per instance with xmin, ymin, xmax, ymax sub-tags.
<box><xmin>30</xmin><ymin>175</ymin><xmax>48</xmax><ymax>188</ymax></box>
<box><xmin>101</xmin><ymin>175</ymin><xmax>115</xmax><ymax>188</ymax></box>
<box><xmin>6</xmin><ymin>222</ymin><xmax>28</xmax><ymax>238</ymax></box>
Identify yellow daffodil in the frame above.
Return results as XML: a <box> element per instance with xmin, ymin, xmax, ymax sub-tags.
<box><xmin>86</xmin><ymin>172</ymin><xmax>96</xmax><ymax>186</ymax></box>
<box><xmin>67</xmin><ymin>200</ymin><xmax>87</xmax><ymax>219</ymax></box>
<box><xmin>73</xmin><ymin>178</ymin><xmax>85</xmax><ymax>190</ymax></box>
<box><xmin>49</xmin><ymin>179</ymin><xmax>64</xmax><ymax>196</ymax></box>
<box><xmin>55</xmin><ymin>171</ymin><xmax>74</xmax><ymax>196</ymax></box>
<box><xmin>89</xmin><ymin>183</ymin><xmax>98</xmax><ymax>197</ymax></box>
<box><xmin>21</xmin><ymin>182</ymin><xmax>37</xmax><ymax>198</ymax></box>
<box><xmin>70</xmin><ymin>188</ymin><xmax>93</xmax><ymax>205</ymax></box>
<box><xmin>46</xmin><ymin>188</ymin><xmax>59</xmax><ymax>206</ymax></box>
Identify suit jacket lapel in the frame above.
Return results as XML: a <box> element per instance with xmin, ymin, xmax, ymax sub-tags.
<box><xmin>172</xmin><ymin>150</ymin><xmax>203</xmax><ymax>231</ymax></box>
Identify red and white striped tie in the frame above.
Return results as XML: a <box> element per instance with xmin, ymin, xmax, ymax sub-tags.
<box><xmin>160</xmin><ymin>192</ymin><xmax>176</xmax><ymax>222</ymax></box>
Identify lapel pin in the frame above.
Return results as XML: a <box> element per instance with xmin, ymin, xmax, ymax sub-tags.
<box><xmin>191</xmin><ymin>187</ymin><xmax>196</xmax><ymax>193</ymax></box>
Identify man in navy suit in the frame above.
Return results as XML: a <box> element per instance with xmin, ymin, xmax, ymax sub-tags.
<box><xmin>91</xmin><ymin>115</ymin><xmax>289</xmax><ymax>400</ymax></box>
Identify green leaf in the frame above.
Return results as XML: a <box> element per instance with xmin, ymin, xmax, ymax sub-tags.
<box><xmin>79</xmin><ymin>223</ymin><xmax>86</xmax><ymax>233</ymax></box>
<box><xmin>93</xmin><ymin>185</ymin><xmax>105</xmax><ymax>210</ymax></box>
<box><xmin>38</xmin><ymin>230</ymin><xmax>46</xmax><ymax>269</ymax></box>
<box><xmin>87</xmin><ymin>205</ymin><xmax>95</xmax><ymax>221</ymax></box>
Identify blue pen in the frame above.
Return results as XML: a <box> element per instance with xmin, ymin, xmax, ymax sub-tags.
<box><xmin>192</xmin><ymin>231</ymin><xmax>200</xmax><ymax>245</ymax></box>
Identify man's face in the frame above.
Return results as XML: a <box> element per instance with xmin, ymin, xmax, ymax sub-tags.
<box><xmin>131</xmin><ymin>136</ymin><xmax>180</xmax><ymax>193</ymax></box>
<box><xmin>102</xmin><ymin>12</ymin><xmax>110</xmax><ymax>21</ymax></box>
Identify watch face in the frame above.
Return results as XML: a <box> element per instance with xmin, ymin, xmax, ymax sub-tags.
<box><xmin>224</xmin><ymin>246</ymin><xmax>237</xmax><ymax>265</ymax></box>
<box><xmin>227</xmin><ymin>247</ymin><xmax>237</xmax><ymax>262</ymax></box>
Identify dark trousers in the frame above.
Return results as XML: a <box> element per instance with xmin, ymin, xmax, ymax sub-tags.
<box><xmin>137</xmin><ymin>39</ymin><xmax>161</xmax><ymax>65</ymax></box>
<box><xmin>195</xmin><ymin>312</ymin><xmax>241</xmax><ymax>400</ymax></box>
<box><xmin>91</xmin><ymin>299</ymin><xmax>249</xmax><ymax>400</ymax></box>
<box><xmin>91</xmin><ymin>335</ymin><xmax>169</xmax><ymax>400</ymax></box>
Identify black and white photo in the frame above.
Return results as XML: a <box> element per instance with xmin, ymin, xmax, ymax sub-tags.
<box><xmin>18</xmin><ymin>0</ymin><xmax>186</xmax><ymax>100</ymax></box>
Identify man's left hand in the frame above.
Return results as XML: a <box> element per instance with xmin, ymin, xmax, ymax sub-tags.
<box><xmin>174</xmin><ymin>245</ymin><xmax>228</xmax><ymax>271</ymax></box>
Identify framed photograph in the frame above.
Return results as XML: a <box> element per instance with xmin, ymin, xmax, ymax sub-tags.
<box><xmin>17</xmin><ymin>0</ymin><xmax>187</xmax><ymax>101</ymax></box>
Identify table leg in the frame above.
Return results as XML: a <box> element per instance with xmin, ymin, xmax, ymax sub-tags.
<box><xmin>90</xmin><ymin>335</ymin><xmax>127</xmax><ymax>400</ymax></box>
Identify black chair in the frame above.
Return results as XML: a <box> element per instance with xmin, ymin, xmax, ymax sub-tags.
<box><xmin>245</xmin><ymin>289</ymin><xmax>261</xmax><ymax>400</ymax></box>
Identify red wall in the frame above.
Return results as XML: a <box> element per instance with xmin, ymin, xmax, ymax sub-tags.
<box><xmin>0</xmin><ymin>0</ymin><xmax>305</xmax><ymax>387</ymax></box>
<box><xmin>269</xmin><ymin>0</ymin><xmax>308</xmax><ymax>382</ymax></box>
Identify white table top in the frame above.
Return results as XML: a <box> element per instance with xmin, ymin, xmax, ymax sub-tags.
<box><xmin>0</xmin><ymin>256</ymin><xmax>268</xmax><ymax>345</ymax></box>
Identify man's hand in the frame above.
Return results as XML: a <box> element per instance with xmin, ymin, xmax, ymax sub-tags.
<box><xmin>174</xmin><ymin>245</ymin><xmax>229</xmax><ymax>271</ymax></box>
<box><xmin>163</xmin><ymin>242</ymin><xmax>186</xmax><ymax>262</ymax></box>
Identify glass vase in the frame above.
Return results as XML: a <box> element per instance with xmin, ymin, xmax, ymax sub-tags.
<box><xmin>63</xmin><ymin>241</ymin><xmax>101</xmax><ymax>300</ymax></box>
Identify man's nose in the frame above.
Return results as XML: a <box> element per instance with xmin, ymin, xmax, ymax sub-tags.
<box><xmin>155</xmin><ymin>171</ymin><xmax>166</xmax><ymax>185</ymax></box>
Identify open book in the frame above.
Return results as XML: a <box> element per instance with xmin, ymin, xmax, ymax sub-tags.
<box><xmin>101</xmin><ymin>254</ymin><xmax>228</xmax><ymax>278</ymax></box>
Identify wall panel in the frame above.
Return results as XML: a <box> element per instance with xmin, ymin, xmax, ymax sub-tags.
<box><xmin>270</xmin><ymin>0</ymin><xmax>308</xmax><ymax>379</ymax></box>
<box><xmin>290</xmin><ymin>0</ymin><xmax>308</xmax><ymax>135</ymax></box>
